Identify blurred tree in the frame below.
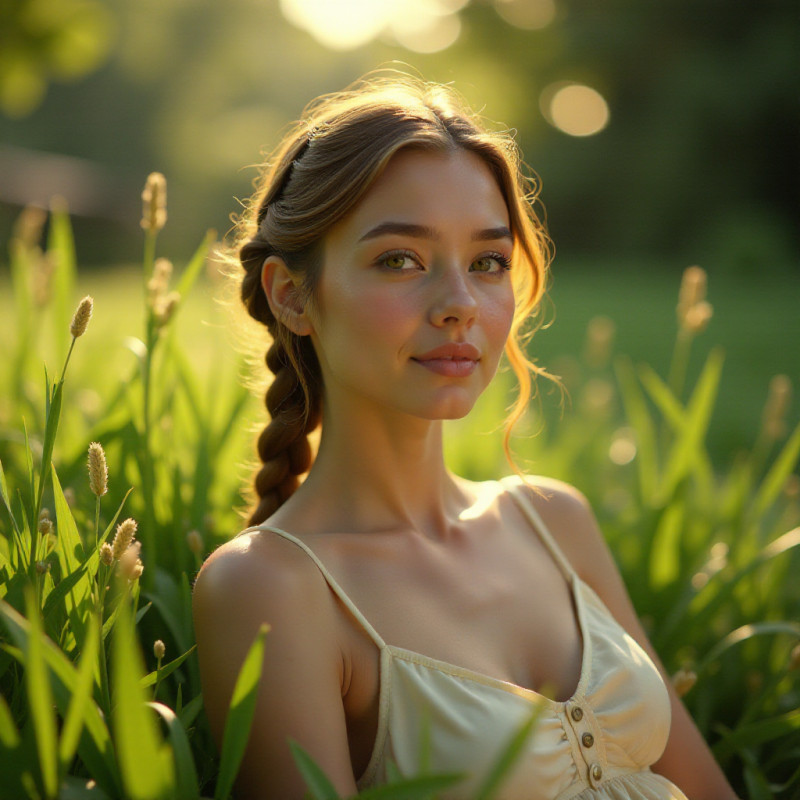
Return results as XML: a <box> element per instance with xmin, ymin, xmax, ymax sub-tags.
<box><xmin>0</xmin><ymin>0</ymin><xmax>796</xmax><ymax>269</ymax></box>
<box><xmin>0</xmin><ymin>0</ymin><xmax>116</xmax><ymax>117</ymax></box>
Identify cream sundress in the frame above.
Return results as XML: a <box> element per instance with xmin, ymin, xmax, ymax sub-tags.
<box><xmin>253</xmin><ymin>475</ymin><xmax>687</xmax><ymax>799</ymax></box>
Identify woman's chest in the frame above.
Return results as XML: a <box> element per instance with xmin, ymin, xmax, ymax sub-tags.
<box><xmin>334</xmin><ymin>529</ymin><xmax>585</xmax><ymax>717</ymax></box>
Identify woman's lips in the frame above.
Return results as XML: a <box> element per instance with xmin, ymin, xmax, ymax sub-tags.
<box><xmin>411</xmin><ymin>343</ymin><xmax>480</xmax><ymax>377</ymax></box>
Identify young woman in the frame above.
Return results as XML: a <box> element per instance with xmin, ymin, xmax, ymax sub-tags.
<box><xmin>192</xmin><ymin>76</ymin><xmax>738</xmax><ymax>799</ymax></box>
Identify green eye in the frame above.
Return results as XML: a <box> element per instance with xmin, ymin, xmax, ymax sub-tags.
<box><xmin>384</xmin><ymin>254</ymin><xmax>407</xmax><ymax>269</ymax></box>
<box><xmin>471</xmin><ymin>253</ymin><xmax>511</xmax><ymax>273</ymax></box>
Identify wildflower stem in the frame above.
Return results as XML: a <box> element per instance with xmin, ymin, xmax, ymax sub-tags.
<box><xmin>667</xmin><ymin>329</ymin><xmax>692</xmax><ymax>402</ymax></box>
<box><xmin>59</xmin><ymin>339</ymin><xmax>76</xmax><ymax>384</ymax></box>
<box><xmin>96</xmin><ymin>564</ymin><xmax>112</xmax><ymax>718</ymax></box>
<box><xmin>94</xmin><ymin>496</ymin><xmax>101</xmax><ymax>552</ymax></box>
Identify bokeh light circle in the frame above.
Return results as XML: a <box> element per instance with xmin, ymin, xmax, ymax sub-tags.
<box><xmin>540</xmin><ymin>82</ymin><xmax>610</xmax><ymax>137</ymax></box>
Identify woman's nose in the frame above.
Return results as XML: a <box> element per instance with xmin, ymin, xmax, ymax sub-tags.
<box><xmin>428</xmin><ymin>268</ymin><xmax>478</xmax><ymax>328</ymax></box>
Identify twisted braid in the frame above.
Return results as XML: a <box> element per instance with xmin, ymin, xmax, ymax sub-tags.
<box><xmin>248</xmin><ymin>335</ymin><xmax>321</xmax><ymax>525</ymax></box>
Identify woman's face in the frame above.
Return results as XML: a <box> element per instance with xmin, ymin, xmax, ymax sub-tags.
<box><xmin>307</xmin><ymin>147</ymin><xmax>516</xmax><ymax>422</ymax></box>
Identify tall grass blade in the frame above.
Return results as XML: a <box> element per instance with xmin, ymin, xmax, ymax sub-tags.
<box><xmin>149</xmin><ymin>702</ymin><xmax>200</xmax><ymax>800</ymax></box>
<box><xmin>35</xmin><ymin>378</ymin><xmax>64</xmax><ymax>526</ymax></box>
<box><xmin>111</xmin><ymin>595</ymin><xmax>173</xmax><ymax>800</ymax></box>
<box><xmin>752</xmin><ymin>417</ymin><xmax>800</xmax><ymax>519</ymax></box>
<box><xmin>649</xmin><ymin>501</ymin><xmax>684</xmax><ymax>590</ymax></box>
<box><xmin>0</xmin><ymin>600</ymin><xmax>120</xmax><ymax>794</ymax></box>
<box><xmin>47</xmin><ymin>201</ymin><xmax>77</xmax><ymax>362</ymax></box>
<box><xmin>174</xmin><ymin>231</ymin><xmax>214</xmax><ymax>299</ymax></box>
<box><xmin>656</xmin><ymin>347</ymin><xmax>723</xmax><ymax>504</ymax></box>
<box><xmin>614</xmin><ymin>356</ymin><xmax>658</xmax><ymax>502</ymax></box>
<box><xmin>0</xmin><ymin>692</ymin><xmax>21</xmax><ymax>748</ymax></box>
<box><xmin>473</xmin><ymin>700</ymin><xmax>544</xmax><ymax>800</ymax></box>
<box><xmin>139</xmin><ymin>644</ymin><xmax>197</xmax><ymax>688</ymax></box>
<box><xmin>0</xmin><ymin>459</ymin><xmax>20</xmax><ymax>535</ymax></box>
<box><xmin>288</xmin><ymin>740</ymin><xmax>341</xmax><ymax>800</ymax></box>
<box><xmin>214</xmin><ymin>623</ymin><xmax>269</xmax><ymax>800</ymax></box>
<box><xmin>695</xmin><ymin>621</ymin><xmax>800</xmax><ymax>675</ymax></box>
<box><xmin>59</xmin><ymin>613</ymin><xmax>100</xmax><ymax>772</ymax></box>
<box><xmin>24</xmin><ymin>587</ymin><xmax>59</xmax><ymax>798</ymax></box>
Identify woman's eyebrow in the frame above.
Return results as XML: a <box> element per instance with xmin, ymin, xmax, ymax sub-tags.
<box><xmin>472</xmin><ymin>226</ymin><xmax>512</xmax><ymax>242</ymax></box>
<box><xmin>358</xmin><ymin>222</ymin><xmax>513</xmax><ymax>243</ymax></box>
<box><xmin>358</xmin><ymin>222</ymin><xmax>439</xmax><ymax>242</ymax></box>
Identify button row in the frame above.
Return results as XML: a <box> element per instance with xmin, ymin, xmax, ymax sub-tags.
<box><xmin>569</xmin><ymin>706</ymin><xmax>602</xmax><ymax>787</ymax></box>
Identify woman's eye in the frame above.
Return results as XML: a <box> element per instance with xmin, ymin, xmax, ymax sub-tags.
<box><xmin>378</xmin><ymin>251</ymin><xmax>419</xmax><ymax>271</ymax></box>
<box><xmin>471</xmin><ymin>254</ymin><xmax>511</xmax><ymax>274</ymax></box>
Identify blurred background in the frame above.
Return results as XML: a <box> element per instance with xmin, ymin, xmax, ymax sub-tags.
<box><xmin>1</xmin><ymin>0</ymin><xmax>798</xmax><ymax>456</ymax></box>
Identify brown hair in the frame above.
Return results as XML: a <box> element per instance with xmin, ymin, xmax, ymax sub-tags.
<box><xmin>236</xmin><ymin>74</ymin><xmax>552</xmax><ymax>525</ymax></box>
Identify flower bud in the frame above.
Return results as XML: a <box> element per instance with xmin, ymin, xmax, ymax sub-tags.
<box><xmin>70</xmin><ymin>296</ymin><xmax>94</xmax><ymax>338</ymax></box>
<box><xmin>761</xmin><ymin>374</ymin><xmax>792</xmax><ymax>441</ymax></box>
<box><xmin>141</xmin><ymin>172</ymin><xmax>167</xmax><ymax>233</ymax></box>
<box><xmin>38</xmin><ymin>516</ymin><xmax>54</xmax><ymax>536</ymax></box>
<box><xmin>111</xmin><ymin>518</ymin><xmax>137</xmax><ymax>561</ymax></box>
<box><xmin>99</xmin><ymin>543</ymin><xmax>114</xmax><ymax>566</ymax></box>
<box><xmin>583</xmin><ymin>316</ymin><xmax>615</xmax><ymax>369</ymax></box>
<box><xmin>154</xmin><ymin>639</ymin><xmax>166</xmax><ymax>660</ymax></box>
<box><xmin>671</xmin><ymin>667</ymin><xmax>697</xmax><ymax>698</ymax></box>
<box><xmin>186</xmin><ymin>529</ymin><xmax>204</xmax><ymax>555</ymax></box>
<box><xmin>88</xmin><ymin>442</ymin><xmax>108</xmax><ymax>497</ymax></box>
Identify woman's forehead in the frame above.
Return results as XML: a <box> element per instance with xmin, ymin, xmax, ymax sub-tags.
<box><xmin>332</xmin><ymin>148</ymin><xmax>511</xmax><ymax>244</ymax></box>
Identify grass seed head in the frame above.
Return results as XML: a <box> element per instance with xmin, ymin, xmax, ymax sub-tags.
<box><xmin>154</xmin><ymin>639</ymin><xmax>166</xmax><ymax>660</ymax></box>
<box><xmin>111</xmin><ymin>518</ymin><xmax>137</xmax><ymax>561</ymax></box>
<box><xmin>186</xmin><ymin>529</ymin><xmax>203</xmax><ymax>555</ymax></box>
<box><xmin>141</xmin><ymin>172</ymin><xmax>167</xmax><ymax>233</ymax></box>
<box><xmin>70</xmin><ymin>296</ymin><xmax>94</xmax><ymax>338</ymax></box>
<box><xmin>676</xmin><ymin>266</ymin><xmax>712</xmax><ymax>334</ymax></box>
<box><xmin>88</xmin><ymin>442</ymin><xmax>108</xmax><ymax>496</ymax></box>
<box><xmin>99</xmin><ymin>543</ymin><xmax>114</xmax><ymax>566</ymax></box>
<box><xmin>761</xmin><ymin>374</ymin><xmax>792</xmax><ymax>441</ymax></box>
<box><xmin>153</xmin><ymin>290</ymin><xmax>181</xmax><ymax>328</ymax></box>
<box><xmin>38</xmin><ymin>516</ymin><xmax>54</xmax><ymax>536</ymax></box>
<box><xmin>672</xmin><ymin>667</ymin><xmax>697</xmax><ymax>697</ymax></box>
<box><xmin>118</xmin><ymin>541</ymin><xmax>143</xmax><ymax>582</ymax></box>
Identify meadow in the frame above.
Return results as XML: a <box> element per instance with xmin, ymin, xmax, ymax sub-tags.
<box><xmin>0</xmin><ymin>188</ymin><xmax>799</xmax><ymax>799</ymax></box>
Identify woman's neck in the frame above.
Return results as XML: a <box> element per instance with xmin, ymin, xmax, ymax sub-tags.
<box><xmin>279</xmin><ymin>400</ymin><xmax>467</xmax><ymax>539</ymax></box>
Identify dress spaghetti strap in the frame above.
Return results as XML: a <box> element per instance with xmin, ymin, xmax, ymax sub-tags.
<box><xmin>242</xmin><ymin>524</ymin><xmax>387</xmax><ymax>650</ymax></box>
<box><xmin>499</xmin><ymin>475</ymin><xmax>577</xmax><ymax>582</ymax></box>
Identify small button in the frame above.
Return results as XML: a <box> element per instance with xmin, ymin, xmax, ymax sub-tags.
<box><xmin>581</xmin><ymin>732</ymin><xmax>595</xmax><ymax>748</ymax></box>
<box><xmin>588</xmin><ymin>762</ymin><xmax>603</xmax><ymax>787</ymax></box>
<box><xmin>570</xmin><ymin>706</ymin><xmax>583</xmax><ymax>722</ymax></box>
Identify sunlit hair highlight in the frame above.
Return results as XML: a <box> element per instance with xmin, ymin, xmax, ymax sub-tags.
<box><xmin>233</xmin><ymin>73</ymin><xmax>554</xmax><ymax>525</ymax></box>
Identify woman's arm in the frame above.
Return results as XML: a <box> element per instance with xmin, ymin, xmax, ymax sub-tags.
<box><xmin>192</xmin><ymin>533</ymin><xmax>359</xmax><ymax>799</ymax></box>
<box><xmin>527</xmin><ymin>478</ymin><xmax>739</xmax><ymax>800</ymax></box>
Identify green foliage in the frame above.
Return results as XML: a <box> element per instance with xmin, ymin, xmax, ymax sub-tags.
<box><xmin>1</xmin><ymin>189</ymin><xmax>798</xmax><ymax>799</ymax></box>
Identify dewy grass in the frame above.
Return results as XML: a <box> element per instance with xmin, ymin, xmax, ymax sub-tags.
<box><xmin>0</xmin><ymin>188</ymin><xmax>797</xmax><ymax>796</ymax></box>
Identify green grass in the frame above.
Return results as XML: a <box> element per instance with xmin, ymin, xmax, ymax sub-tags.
<box><xmin>1</xmin><ymin>201</ymin><xmax>799</xmax><ymax>798</ymax></box>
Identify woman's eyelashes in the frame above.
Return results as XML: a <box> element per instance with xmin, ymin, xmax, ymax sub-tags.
<box><xmin>374</xmin><ymin>249</ymin><xmax>512</xmax><ymax>275</ymax></box>
<box><xmin>376</xmin><ymin>249</ymin><xmax>421</xmax><ymax>271</ymax></box>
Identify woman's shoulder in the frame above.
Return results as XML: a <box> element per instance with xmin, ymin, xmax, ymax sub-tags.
<box><xmin>193</xmin><ymin>525</ymin><xmax>338</xmax><ymax>628</ymax></box>
<box><xmin>499</xmin><ymin>473</ymin><xmax>607</xmax><ymax>581</ymax></box>
<box><xmin>502</xmin><ymin>473</ymin><xmax>594</xmax><ymax>524</ymax></box>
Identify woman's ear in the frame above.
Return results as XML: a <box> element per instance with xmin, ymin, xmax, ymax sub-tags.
<box><xmin>261</xmin><ymin>256</ymin><xmax>314</xmax><ymax>336</ymax></box>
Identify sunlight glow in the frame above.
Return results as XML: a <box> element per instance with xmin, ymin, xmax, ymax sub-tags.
<box><xmin>391</xmin><ymin>2</ymin><xmax>462</xmax><ymax>53</ymax></box>
<box><xmin>540</xmin><ymin>82</ymin><xmax>610</xmax><ymax>137</ymax></box>
<box><xmin>279</xmin><ymin>0</ymin><xmax>464</xmax><ymax>51</ymax></box>
<box><xmin>494</xmin><ymin>0</ymin><xmax>556</xmax><ymax>30</ymax></box>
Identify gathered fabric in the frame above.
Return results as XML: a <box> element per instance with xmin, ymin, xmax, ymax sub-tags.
<box><xmin>253</xmin><ymin>476</ymin><xmax>687</xmax><ymax>799</ymax></box>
